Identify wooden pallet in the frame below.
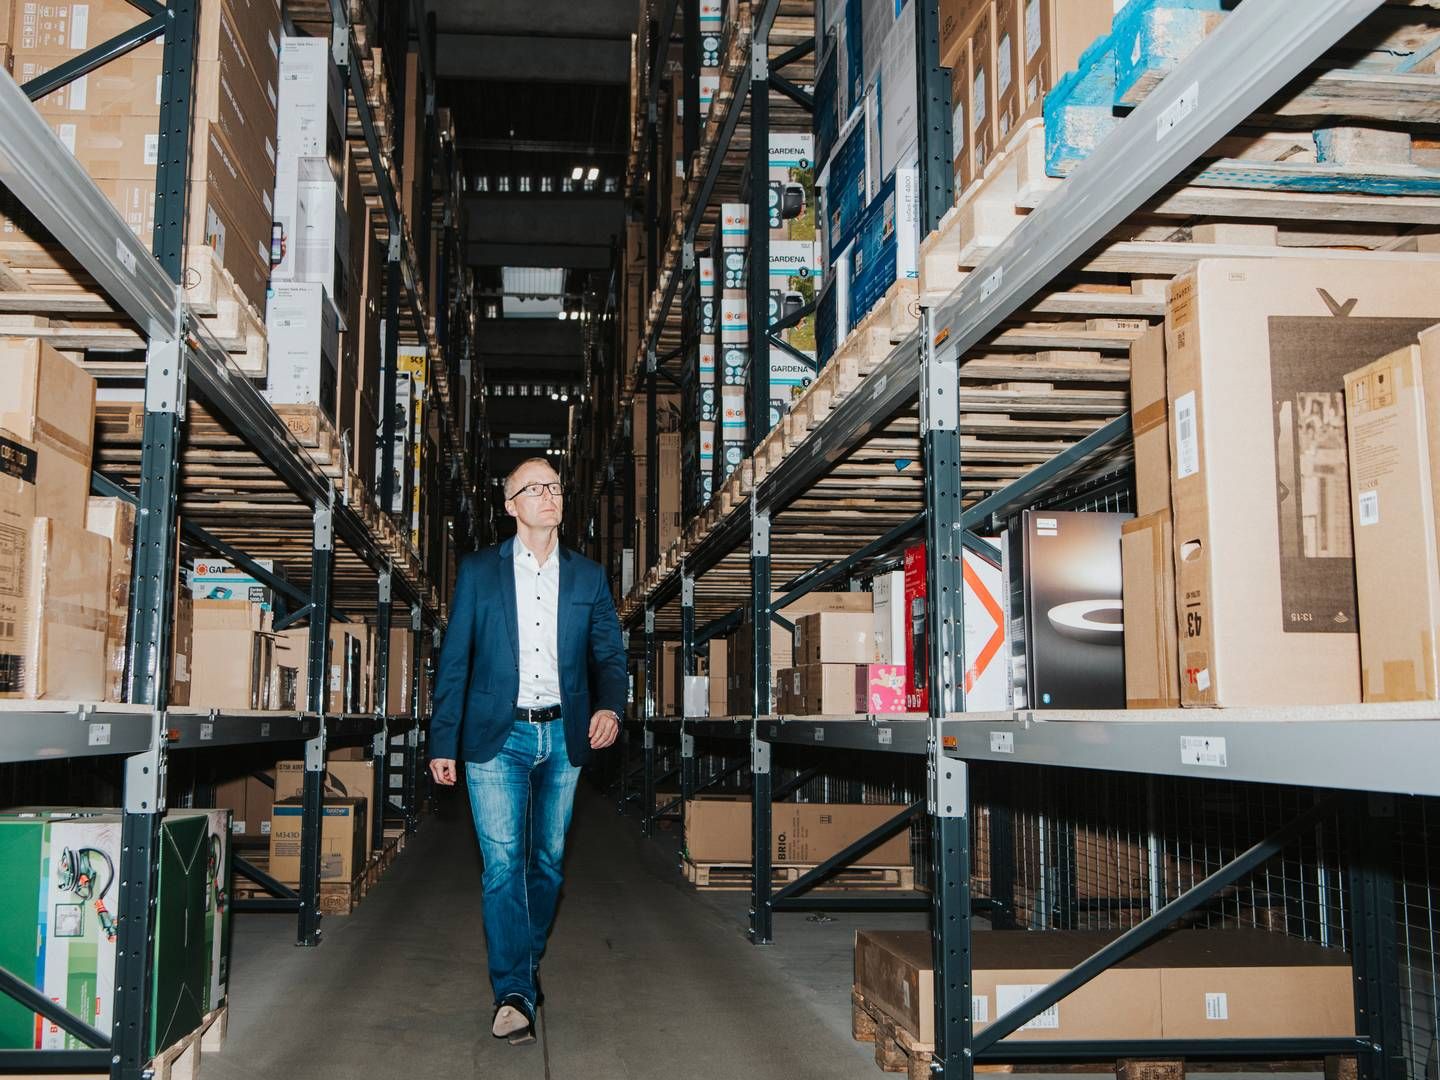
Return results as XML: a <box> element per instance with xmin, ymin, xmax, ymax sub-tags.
<box><xmin>683</xmin><ymin>858</ymin><xmax>916</xmax><ymax>891</ymax></box>
<box><xmin>230</xmin><ymin>850</ymin><xmax>369</xmax><ymax>916</ymax></box>
<box><xmin>853</xmin><ymin>987</ymin><xmax>934</xmax><ymax>1080</ymax></box>
<box><xmin>150</xmin><ymin>1005</ymin><xmax>229</xmax><ymax>1080</ymax></box>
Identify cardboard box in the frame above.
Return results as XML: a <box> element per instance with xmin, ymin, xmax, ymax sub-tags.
<box><xmin>85</xmin><ymin>496</ymin><xmax>134</xmax><ymax>703</ymax></box>
<box><xmin>27</xmin><ymin>517</ymin><xmax>108</xmax><ymax>700</ymax></box>
<box><xmin>275</xmin><ymin>760</ymin><xmax>375</xmax><ymax>859</ymax></box>
<box><xmin>1122</xmin><ymin>511</ymin><xmax>1181</xmax><ymax>709</ymax></box>
<box><xmin>796</xmin><ymin>611</ymin><xmax>874</xmax><ymax>665</ymax></box>
<box><xmin>684</xmin><ymin>796</ymin><xmax>912</xmax><ymax>865</ymax></box>
<box><xmin>967</xmin><ymin>5</ymin><xmax>997</xmax><ymax>183</ymax></box>
<box><xmin>1166</xmin><ymin>257</ymin><xmax>1440</xmax><ymax>706</ymax></box>
<box><xmin>1130</xmin><ymin>324</ymin><xmax>1170</xmax><ymax>517</ymax></box>
<box><xmin>1020</xmin><ymin>0</ymin><xmax>1115</xmax><ymax>121</ymax></box>
<box><xmin>1345</xmin><ymin>332</ymin><xmax>1440</xmax><ymax>700</ymax></box>
<box><xmin>170</xmin><ymin>584</ymin><xmax>192</xmax><ymax>707</ymax></box>
<box><xmin>387</xmin><ymin>625</ymin><xmax>415</xmax><ymax>716</ymax></box>
<box><xmin>857</xmin><ymin>663</ymin><xmax>907</xmax><ymax>713</ymax></box>
<box><xmin>264</xmin><ymin>282</ymin><xmax>341</xmax><ymax>416</ymax></box>
<box><xmin>0</xmin><ymin>430</ymin><xmax>37</xmax><ymax>699</ymax></box>
<box><xmin>189</xmin><ymin>600</ymin><xmax>274</xmax><ymax>710</ymax></box>
<box><xmin>940</xmin><ymin>0</ymin><xmax>987</xmax><ymax>69</ymax></box>
<box><xmin>0</xmin><ymin>339</ymin><xmax>94</xmax><ymax>530</ymax></box>
<box><xmin>330</xmin><ymin>624</ymin><xmax>364</xmax><ymax>714</ymax></box>
<box><xmin>798</xmin><ymin>662</ymin><xmax>860</xmax><ymax>715</ymax></box>
<box><xmin>267</xmin><ymin>796</ymin><xmax>366</xmax><ymax>885</ymax></box>
<box><xmin>1008</xmin><ymin>511</ymin><xmax>1130</xmax><ymax>709</ymax></box>
<box><xmin>214</xmin><ymin>771</ymin><xmax>276</xmax><ymax>839</ymax></box>
<box><xmin>707</xmin><ymin>638</ymin><xmax>729</xmax><ymax>716</ymax></box>
<box><xmin>994</xmin><ymin>0</ymin><xmax>1024</xmax><ymax>140</ymax></box>
<box><xmin>950</xmin><ymin>40</ymin><xmax>974</xmax><ymax>196</ymax></box>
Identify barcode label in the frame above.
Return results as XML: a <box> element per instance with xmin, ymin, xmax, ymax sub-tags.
<box><xmin>996</xmin><ymin>984</ymin><xmax>1059</xmax><ymax>1030</ymax></box>
<box><xmin>1205</xmin><ymin>992</ymin><xmax>1229</xmax><ymax>1020</ymax></box>
<box><xmin>1174</xmin><ymin>392</ymin><xmax>1199</xmax><ymax>478</ymax></box>
<box><xmin>1359</xmin><ymin>490</ymin><xmax>1379</xmax><ymax>527</ymax></box>
<box><xmin>973</xmin><ymin>995</ymin><xmax>989</xmax><ymax>1023</ymax></box>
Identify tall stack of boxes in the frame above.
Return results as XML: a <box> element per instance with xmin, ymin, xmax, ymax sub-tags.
<box><xmin>265</xmin><ymin>35</ymin><xmax>347</xmax><ymax>429</ymax></box>
<box><xmin>6</xmin><ymin>0</ymin><xmax>283</xmax><ymax>314</ymax></box>
<box><xmin>632</xmin><ymin>392</ymin><xmax>683</xmax><ymax>578</ymax></box>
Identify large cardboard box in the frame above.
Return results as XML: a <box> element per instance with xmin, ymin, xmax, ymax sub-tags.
<box><xmin>387</xmin><ymin>625</ymin><xmax>415</xmax><ymax>716</ymax></box>
<box><xmin>1345</xmin><ymin>331</ymin><xmax>1440</xmax><ymax>700</ymax></box>
<box><xmin>170</xmin><ymin>583</ymin><xmax>192</xmax><ymax>706</ymax></box>
<box><xmin>214</xmin><ymin>770</ymin><xmax>276</xmax><ymax>839</ymax></box>
<box><xmin>1020</xmin><ymin>0</ymin><xmax>1114</xmax><ymax>124</ymax></box>
<box><xmin>85</xmin><ymin>496</ymin><xmax>134</xmax><ymax>703</ymax></box>
<box><xmin>707</xmin><ymin>638</ymin><xmax>729</xmax><ymax>716</ymax></box>
<box><xmin>1122</xmin><ymin>511</ymin><xmax>1181</xmax><ymax>709</ymax></box>
<box><xmin>1166</xmin><ymin>257</ymin><xmax>1440</xmax><ymax>706</ymax></box>
<box><xmin>940</xmin><ymin>0</ymin><xmax>988</xmax><ymax>69</ymax></box>
<box><xmin>798</xmin><ymin>662</ymin><xmax>861</xmax><ymax>715</ymax></box>
<box><xmin>28</xmin><ymin>517</ymin><xmax>108</xmax><ymax>700</ymax></box>
<box><xmin>684</xmin><ymin>797</ymin><xmax>911</xmax><ymax>865</ymax></box>
<box><xmin>0</xmin><ymin>339</ymin><xmax>94</xmax><ymax>530</ymax></box>
<box><xmin>0</xmin><ymin>430</ymin><xmax>36</xmax><ymax>699</ymax></box>
<box><xmin>268</xmin><ymin>796</ymin><xmax>366</xmax><ymax>885</ymax></box>
<box><xmin>1130</xmin><ymin>325</ymin><xmax>1170</xmax><ymax>517</ymax></box>
<box><xmin>329</xmin><ymin>624</ymin><xmax>365</xmax><ymax>714</ymax></box>
<box><xmin>796</xmin><ymin>611</ymin><xmax>874</xmax><ymax>665</ymax></box>
<box><xmin>275</xmin><ymin>760</ymin><xmax>376</xmax><ymax>859</ymax></box>
<box><xmin>189</xmin><ymin>600</ymin><xmax>274</xmax><ymax>710</ymax></box>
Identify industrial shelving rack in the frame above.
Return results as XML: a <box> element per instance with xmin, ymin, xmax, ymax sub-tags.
<box><xmin>596</xmin><ymin>1</ymin><xmax>1440</xmax><ymax>1079</ymax></box>
<box><xmin>0</xmin><ymin>2</ymin><xmax>486</xmax><ymax>1077</ymax></box>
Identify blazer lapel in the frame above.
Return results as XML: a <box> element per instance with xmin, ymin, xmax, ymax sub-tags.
<box><xmin>499</xmin><ymin>538</ymin><xmax>519</xmax><ymax>662</ymax></box>
<box><xmin>556</xmin><ymin>547</ymin><xmax>574</xmax><ymax>658</ymax></box>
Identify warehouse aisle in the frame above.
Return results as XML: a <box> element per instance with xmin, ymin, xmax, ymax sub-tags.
<box><xmin>208</xmin><ymin>784</ymin><xmax>919</xmax><ymax>1080</ymax></box>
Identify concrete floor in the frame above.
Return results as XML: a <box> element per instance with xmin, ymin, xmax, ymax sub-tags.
<box><xmin>208</xmin><ymin>782</ymin><xmax>930</xmax><ymax>1080</ymax></box>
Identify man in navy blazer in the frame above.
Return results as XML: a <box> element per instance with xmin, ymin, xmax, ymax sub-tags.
<box><xmin>429</xmin><ymin>456</ymin><xmax>627</xmax><ymax>1045</ymax></box>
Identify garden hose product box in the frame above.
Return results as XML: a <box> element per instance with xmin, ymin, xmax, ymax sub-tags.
<box><xmin>1344</xmin><ymin>329</ymin><xmax>1440</xmax><ymax>701</ymax></box>
<box><xmin>0</xmin><ymin>810</ymin><xmax>212</xmax><ymax>1056</ymax></box>
<box><xmin>1166</xmin><ymin>257</ymin><xmax>1440</xmax><ymax>706</ymax></box>
<box><xmin>268</xmin><ymin>797</ymin><xmax>367</xmax><ymax>885</ymax></box>
<box><xmin>1007</xmin><ymin>511</ymin><xmax>1130</xmax><ymax>709</ymax></box>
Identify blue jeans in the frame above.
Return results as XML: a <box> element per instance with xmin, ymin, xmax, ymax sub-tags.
<box><xmin>465</xmin><ymin>718</ymin><xmax>581</xmax><ymax>1011</ymax></box>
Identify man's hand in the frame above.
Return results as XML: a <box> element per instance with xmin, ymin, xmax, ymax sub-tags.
<box><xmin>429</xmin><ymin>758</ymin><xmax>458</xmax><ymax>786</ymax></box>
<box><xmin>588</xmin><ymin>709</ymin><xmax>621</xmax><ymax>749</ymax></box>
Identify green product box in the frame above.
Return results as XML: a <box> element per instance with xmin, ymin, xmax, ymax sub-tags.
<box><xmin>0</xmin><ymin>807</ymin><xmax>230</xmax><ymax>1056</ymax></box>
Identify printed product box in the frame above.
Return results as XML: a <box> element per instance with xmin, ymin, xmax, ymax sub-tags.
<box><xmin>275</xmin><ymin>760</ymin><xmax>376</xmax><ymax>859</ymax></box>
<box><xmin>848</xmin><ymin>169</ymin><xmax>919</xmax><ymax>330</ymax></box>
<box><xmin>1344</xmin><ymin>330</ymin><xmax>1440</xmax><ymax>701</ymax></box>
<box><xmin>1121</xmin><ymin>510</ymin><xmax>1181</xmax><ymax>709</ymax></box>
<box><xmin>903</xmin><ymin>543</ymin><xmax>1010</xmax><ymax>711</ymax></box>
<box><xmin>822</xmin><ymin>111</ymin><xmax>869</xmax><ymax>260</ymax></box>
<box><xmin>268</xmin><ymin>797</ymin><xmax>367</xmax><ymax>885</ymax></box>
<box><xmin>1008</xmin><ymin>511</ymin><xmax>1130</xmax><ymax>709</ymax></box>
<box><xmin>264</xmin><ymin>282</ymin><xmax>341</xmax><ymax>417</ymax></box>
<box><xmin>769</xmin><ymin>131</ymin><xmax>817</xmax><ymax>243</ymax></box>
<box><xmin>1166</xmin><ymin>257</ymin><xmax>1440</xmax><ymax>706</ymax></box>
<box><xmin>769</xmin><ymin>239</ymin><xmax>821</xmax><ymax>354</ymax></box>
<box><xmin>871</xmin><ymin>569</ymin><xmax>907</xmax><ymax>663</ymax></box>
<box><xmin>189</xmin><ymin>556</ymin><xmax>285</xmax><ymax>608</ymax></box>
<box><xmin>878</xmin><ymin>1</ymin><xmax>918</xmax><ymax>178</ymax></box>
<box><xmin>856</xmin><ymin>663</ymin><xmax>907</xmax><ymax>713</ymax></box>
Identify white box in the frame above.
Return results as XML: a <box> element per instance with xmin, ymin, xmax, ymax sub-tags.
<box><xmin>720</xmin><ymin>203</ymin><xmax>748</xmax><ymax>247</ymax></box>
<box><xmin>872</xmin><ymin>569</ymin><xmax>906</xmax><ymax>663</ymax></box>
<box><xmin>276</xmin><ymin>36</ymin><xmax>345</xmax><ymax>170</ymax></box>
<box><xmin>264</xmin><ymin>282</ymin><xmax>340</xmax><ymax>410</ymax></box>
<box><xmin>683</xmin><ymin>675</ymin><xmax>710</xmax><ymax>718</ymax></box>
<box><xmin>879</xmin><ymin>1</ymin><xmax>919</xmax><ymax>178</ymax></box>
<box><xmin>272</xmin><ymin>165</ymin><xmax>349</xmax><ymax>309</ymax></box>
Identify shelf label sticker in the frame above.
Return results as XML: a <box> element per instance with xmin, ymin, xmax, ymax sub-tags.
<box><xmin>1205</xmin><ymin>992</ymin><xmax>1229</xmax><ymax>1021</ymax></box>
<box><xmin>1181</xmin><ymin>735</ymin><xmax>1227</xmax><ymax>768</ymax></box>
<box><xmin>871</xmin><ymin>374</ymin><xmax>889</xmax><ymax>400</ymax></box>
<box><xmin>1156</xmin><ymin>81</ymin><xmax>1199</xmax><ymax>142</ymax></box>
<box><xmin>114</xmin><ymin>237</ymin><xmax>136</xmax><ymax>276</ymax></box>
<box><xmin>260</xmin><ymin>722</ymin><xmax>271</xmax><ymax>738</ymax></box>
<box><xmin>200</xmin><ymin>722</ymin><xmax>214</xmax><ymax>742</ymax></box>
<box><xmin>980</xmin><ymin>267</ymin><xmax>1003</xmax><ymax>302</ymax></box>
<box><xmin>878</xmin><ymin>728</ymin><xmax>893</xmax><ymax>745</ymax></box>
<box><xmin>814</xmin><ymin>727</ymin><xmax>825</xmax><ymax>742</ymax></box>
<box><xmin>990</xmin><ymin>731</ymin><xmax>1015</xmax><ymax>754</ymax></box>
<box><xmin>88</xmin><ymin>723</ymin><xmax>111</xmax><ymax>748</ymax></box>
<box><xmin>996</xmin><ymin>984</ymin><xmax>1059</xmax><ymax>1030</ymax></box>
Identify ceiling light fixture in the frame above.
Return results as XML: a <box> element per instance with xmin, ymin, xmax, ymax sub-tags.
<box><xmin>571</xmin><ymin>166</ymin><xmax>583</xmax><ymax>181</ymax></box>
<box><xmin>586</xmin><ymin>166</ymin><xmax>599</xmax><ymax>182</ymax></box>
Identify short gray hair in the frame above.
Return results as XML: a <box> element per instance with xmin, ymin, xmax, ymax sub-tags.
<box><xmin>504</xmin><ymin>457</ymin><xmax>560</xmax><ymax>499</ymax></box>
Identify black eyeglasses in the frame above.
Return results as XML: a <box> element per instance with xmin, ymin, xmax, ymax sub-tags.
<box><xmin>508</xmin><ymin>481</ymin><xmax>564</xmax><ymax>500</ymax></box>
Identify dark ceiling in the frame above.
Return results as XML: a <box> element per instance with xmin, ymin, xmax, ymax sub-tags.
<box><xmin>425</xmin><ymin>0</ymin><xmax>632</xmax><ymax>483</ymax></box>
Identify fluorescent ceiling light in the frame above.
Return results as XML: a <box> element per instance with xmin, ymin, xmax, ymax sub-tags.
<box><xmin>586</xmin><ymin>166</ymin><xmax>599</xmax><ymax>181</ymax></box>
<box><xmin>571</xmin><ymin>166</ymin><xmax>583</xmax><ymax>180</ymax></box>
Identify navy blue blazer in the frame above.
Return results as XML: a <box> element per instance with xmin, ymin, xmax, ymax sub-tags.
<box><xmin>429</xmin><ymin>539</ymin><xmax>628</xmax><ymax>767</ymax></box>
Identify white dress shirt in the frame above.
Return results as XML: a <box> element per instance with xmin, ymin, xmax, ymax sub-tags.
<box><xmin>514</xmin><ymin>541</ymin><xmax>562</xmax><ymax>708</ymax></box>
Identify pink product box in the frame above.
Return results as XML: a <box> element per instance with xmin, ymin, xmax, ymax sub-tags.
<box><xmin>857</xmin><ymin>664</ymin><xmax>907</xmax><ymax>714</ymax></box>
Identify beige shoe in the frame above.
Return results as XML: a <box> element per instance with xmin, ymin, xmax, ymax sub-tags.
<box><xmin>492</xmin><ymin>998</ymin><xmax>536</xmax><ymax>1045</ymax></box>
